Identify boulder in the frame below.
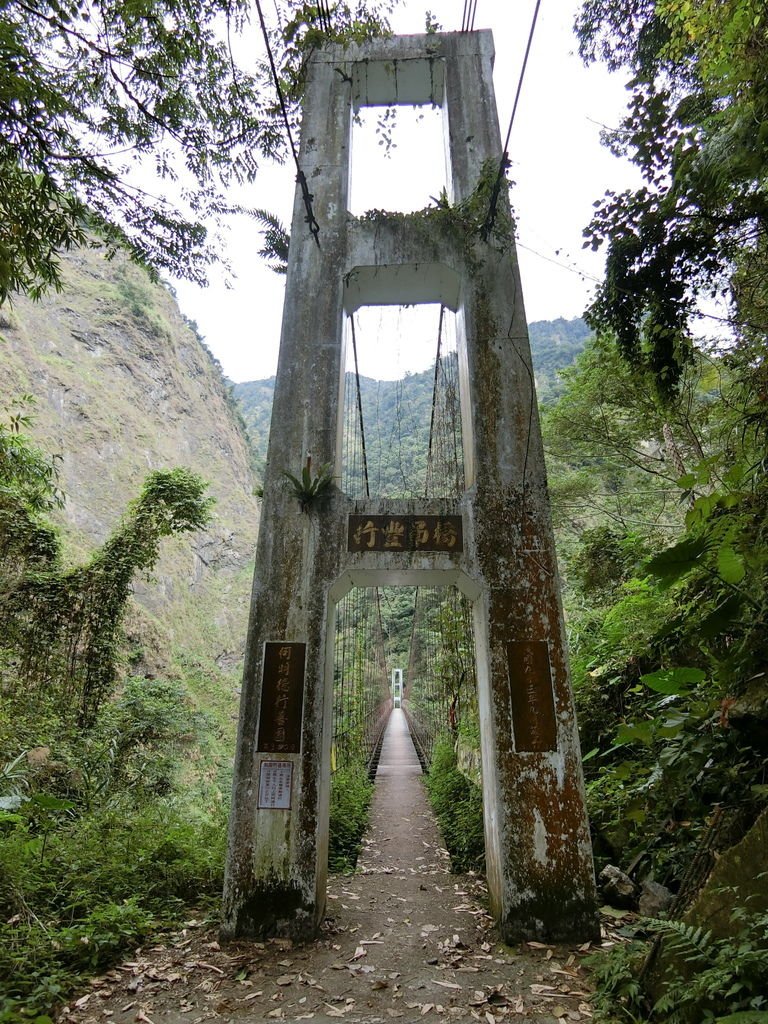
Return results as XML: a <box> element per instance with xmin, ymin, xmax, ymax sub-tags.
<box><xmin>646</xmin><ymin>808</ymin><xmax>768</xmax><ymax>1008</ymax></box>
<box><xmin>639</xmin><ymin>879</ymin><xmax>673</xmax><ymax>917</ymax></box>
<box><xmin>598</xmin><ymin>864</ymin><xmax>637</xmax><ymax>909</ymax></box>
<box><xmin>680</xmin><ymin>807</ymin><xmax>768</xmax><ymax>937</ymax></box>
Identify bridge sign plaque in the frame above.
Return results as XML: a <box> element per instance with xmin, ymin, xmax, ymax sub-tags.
<box><xmin>348</xmin><ymin>514</ymin><xmax>463</xmax><ymax>553</ymax></box>
<box><xmin>507</xmin><ymin>640</ymin><xmax>558</xmax><ymax>752</ymax></box>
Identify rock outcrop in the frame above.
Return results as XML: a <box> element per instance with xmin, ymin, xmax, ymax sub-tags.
<box><xmin>0</xmin><ymin>246</ymin><xmax>259</xmax><ymax>691</ymax></box>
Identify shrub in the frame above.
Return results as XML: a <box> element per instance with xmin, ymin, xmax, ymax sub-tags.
<box><xmin>328</xmin><ymin>762</ymin><xmax>373</xmax><ymax>873</ymax></box>
<box><xmin>424</xmin><ymin>736</ymin><xmax>484</xmax><ymax>873</ymax></box>
<box><xmin>0</xmin><ymin>798</ymin><xmax>226</xmax><ymax>1017</ymax></box>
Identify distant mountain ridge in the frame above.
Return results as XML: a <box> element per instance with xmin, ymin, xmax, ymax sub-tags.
<box><xmin>234</xmin><ymin>317</ymin><xmax>591</xmax><ymax>483</ymax></box>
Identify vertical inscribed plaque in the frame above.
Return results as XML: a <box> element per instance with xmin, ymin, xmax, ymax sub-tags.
<box><xmin>507</xmin><ymin>640</ymin><xmax>558</xmax><ymax>752</ymax></box>
<box><xmin>257</xmin><ymin>642</ymin><xmax>306</xmax><ymax>754</ymax></box>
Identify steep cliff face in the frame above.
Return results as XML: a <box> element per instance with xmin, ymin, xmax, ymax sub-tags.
<box><xmin>0</xmin><ymin>246</ymin><xmax>259</xmax><ymax>681</ymax></box>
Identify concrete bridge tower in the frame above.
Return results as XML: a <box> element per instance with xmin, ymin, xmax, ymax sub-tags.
<box><xmin>222</xmin><ymin>30</ymin><xmax>599</xmax><ymax>944</ymax></box>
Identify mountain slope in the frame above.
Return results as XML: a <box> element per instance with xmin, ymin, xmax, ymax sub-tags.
<box><xmin>0</xmin><ymin>247</ymin><xmax>259</xmax><ymax>682</ymax></box>
<box><xmin>234</xmin><ymin>316</ymin><xmax>591</xmax><ymax>484</ymax></box>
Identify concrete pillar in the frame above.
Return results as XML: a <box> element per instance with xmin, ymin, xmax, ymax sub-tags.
<box><xmin>442</xmin><ymin>31</ymin><xmax>599</xmax><ymax>944</ymax></box>
<box><xmin>222</xmin><ymin>30</ymin><xmax>599</xmax><ymax>944</ymax></box>
<box><xmin>220</xmin><ymin>51</ymin><xmax>351</xmax><ymax>940</ymax></box>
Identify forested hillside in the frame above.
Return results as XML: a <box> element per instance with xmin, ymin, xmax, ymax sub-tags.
<box><xmin>235</xmin><ymin>316</ymin><xmax>590</xmax><ymax>482</ymax></box>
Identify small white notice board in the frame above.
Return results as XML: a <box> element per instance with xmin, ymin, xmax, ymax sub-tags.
<box><xmin>258</xmin><ymin>760</ymin><xmax>293</xmax><ymax>809</ymax></box>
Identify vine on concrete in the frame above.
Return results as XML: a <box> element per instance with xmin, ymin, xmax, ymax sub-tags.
<box><xmin>356</xmin><ymin>157</ymin><xmax>515</xmax><ymax>269</ymax></box>
<box><xmin>0</xmin><ymin>417</ymin><xmax>213</xmax><ymax>727</ymax></box>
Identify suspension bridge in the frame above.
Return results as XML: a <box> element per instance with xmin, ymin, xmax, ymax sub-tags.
<box><xmin>222</xmin><ymin>29</ymin><xmax>598</xmax><ymax>946</ymax></box>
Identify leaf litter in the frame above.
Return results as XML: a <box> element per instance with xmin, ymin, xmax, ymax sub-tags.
<box><xmin>57</xmin><ymin>757</ymin><xmax>594</xmax><ymax>1024</ymax></box>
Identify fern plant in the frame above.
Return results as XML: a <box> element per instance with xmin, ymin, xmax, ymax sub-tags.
<box><xmin>588</xmin><ymin>939</ymin><xmax>648</xmax><ymax>1022</ymax></box>
<box><xmin>253</xmin><ymin>208</ymin><xmax>289</xmax><ymax>275</ymax></box>
<box><xmin>283</xmin><ymin>457</ymin><xmax>333</xmax><ymax>512</ymax></box>
<box><xmin>589</xmin><ymin>911</ymin><xmax>768</xmax><ymax>1024</ymax></box>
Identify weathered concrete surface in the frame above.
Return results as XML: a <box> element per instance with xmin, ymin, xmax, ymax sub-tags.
<box><xmin>223</xmin><ymin>31</ymin><xmax>598</xmax><ymax>944</ymax></box>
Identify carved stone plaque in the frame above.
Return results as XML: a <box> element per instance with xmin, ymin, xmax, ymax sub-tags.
<box><xmin>507</xmin><ymin>640</ymin><xmax>557</xmax><ymax>752</ymax></box>
<box><xmin>348</xmin><ymin>514</ymin><xmax>463</xmax><ymax>553</ymax></box>
<box><xmin>257</xmin><ymin>642</ymin><xmax>306</xmax><ymax>754</ymax></box>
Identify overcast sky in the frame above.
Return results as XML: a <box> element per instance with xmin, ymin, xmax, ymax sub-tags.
<box><xmin>172</xmin><ymin>0</ymin><xmax>637</xmax><ymax>383</ymax></box>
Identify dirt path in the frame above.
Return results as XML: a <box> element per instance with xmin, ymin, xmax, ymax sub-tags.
<box><xmin>61</xmin><ymin>712</ymin><xmax>596</xmax><ymax>1024</ymax></box>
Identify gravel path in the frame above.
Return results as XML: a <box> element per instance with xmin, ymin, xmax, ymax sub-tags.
<box><xmin>61</xmin><ymin>712</ymin><xmax>596</xmax><ymax>1024</ymax></box>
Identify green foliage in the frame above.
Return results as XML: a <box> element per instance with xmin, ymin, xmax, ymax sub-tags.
<box><xmin>528</xmin><ymin>317</ymin><xmax>592</xmax><ymax>404</ymax></box>
<box><xmin>254</xmin><ymin>209</ymin><xmax>290</xmax><ymax>276</ymax></box>
<box><xmin>424</xmin><ymin>737</ymin><xmax>484</xmax><ymax>874</ymax></box>
<box><xmin>380</xmin><ymin>587</ymin><xmax>418</xmax><ymax>667</ymax></box>
<box><xmin>0</xmin><ymin>400</ymin><xmax>62</xmax><ymax>587</ymax></box>
<box><xmin>114</xmin><ymin>266</ymin><xmax>172</xmax><ymax>340</ymax></box>
<box><xmin>587</xmin><ymin>939</ymin><xmax>646</xmax><ymax>1023</ymax></box>
<box><xmin>576</xmin><ymin>0</ymin><xmax>768</xmax><ymax>389</ymax></box>
<box><xmin>0</xmin><ymin>0</ymin><xmax>392</xmax><ymax>300</ymax></box>
<box><xmin>570</xmin><ymin>526</ymin><xmax>650</xmax><ymax>600</ymax></box>
<box><xmin>0</xmin><ymin>664</ymin><xmax>227</xmax><ymax>1020</ymax></box>
<box><xmin>590</xmin><ymin>910</ymin><xmax>768</xmax><ymax>1024</ymax></box>
<box><xmin>1</xmin><ymin>440</ymin><xmax>214</xmax><ymax>725</ymax></box>
<box><xmin>406</xmin><ymin>592</ymin><xmax>477</xmax><ymax>760</ymax></box>
<box><xmin>283</xmin><ymin>458</ymin><xmax>334</xmax><ymax>511</ymax></box>
<box><xmin>651</xmin><ymin>910</ymin><xmax>768</xmax><ymax>1018</ymax></box>
<box><xmin>543</xmin><ymin>334</ymin><xmax>714</xmax><ymax>539</ymax></box>
<box><xmin>0</xmin><ymin>659</ymin><xmax>227</xmax><ymax>1019</ymax></box>
<box><xmin>358</xmin><ymin>157</ymin><xmax>516</xmax><ymax>265</ymax></box>
<box><xmin>0</xmin><ymin>800</ymin><xmax>226</xmax><ymax>1017</ymax></box>
<box><xmin>0</xmin><ymin>402</ymin><xmax>229</xmax><ymax>1018</ymax></box>
<box><xmin>580</xmin><ymin>599</ymin><xmax>764</xmax><ymax>879</ymax></box>
<box><xmin>327</xmin><ymin>761</ymin><xmax>373</xmax><ymax>873</ymax></box>
<box><xmin>0</xmin><ymin>397</ymin><xmax>63</xmax><ymax>513</ymax></box>
<box><xmin>540</xmin><ymin>316</ymin><xmax>768</xmax><ymax>884</ymax></box>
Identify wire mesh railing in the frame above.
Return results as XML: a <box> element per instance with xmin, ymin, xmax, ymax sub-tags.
<box><xmin>402</xmin><ymin>306</ymin><xmax>476</xmax><ymax>767</ymax></box>
<box><xmin>403</xmin><ymin>585</ymin><xmax>477</xmax><ymax>768</ymax></box>
<box><xmin>332</xmin><ymin>586</ymin><xmax>391</xmax><ymax>774</ymax></box>
<box><xmin>337</xmin><ymin>302</ymin><xmax>477</xmax><ymax>772</ymax></box>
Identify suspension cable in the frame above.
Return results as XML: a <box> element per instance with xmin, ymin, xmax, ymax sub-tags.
<box><xmin>349</xmin><ymin>315</ymin><xmax>371</xmax><ymax>499</ymax></box>
<box><xmin>317</xmin><ymin>0</ymin><xmax>333</xmax><ymax>34</ymax></box>
<box><xmin>253</xmin><ymin>0</ymin><xmax>321</xmax><ymax>246</ymax></box>
<box><xmin>480</xmin><ymin>0</ymin><xmax>542</xmax><ymax>241</ymax></box>
<box><xmin>425</xmin><ymin>305</ymin><xmax>445</xmax><ymax>498</ymax></box>
<box><xmin>460</xmin><ymin>0</ymin><xmax>479</xmax><ymax>31</ymax></box>
<box><xmin>466</xmin><ymin>0</ymin><xmax>479</xmax><ymax>31</ymax></box>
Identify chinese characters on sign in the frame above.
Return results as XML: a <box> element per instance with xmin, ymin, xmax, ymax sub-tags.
<box><xmin>507</xmin><ymin>640</ymin><xmax>558</xmax><ymax>753</ymax></box>
<box><xmin>258</xmin><ymin>760</ymin><xmax>293</xmax><ymax>810</ymax></box>
<box><xmin>348</xmin><ymin>515</ymin><xmax>463</xmax><ymax>553</ymax></box>
<box><xmin>257</xmin><ymin>642</ymin><xmax>306</xmax><ymax>754</ymax></box>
